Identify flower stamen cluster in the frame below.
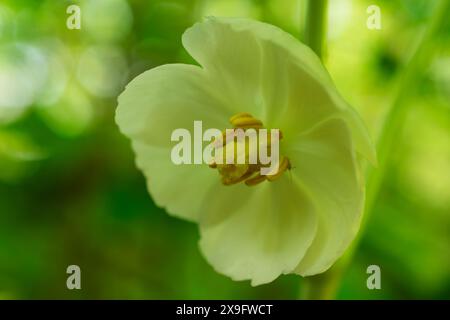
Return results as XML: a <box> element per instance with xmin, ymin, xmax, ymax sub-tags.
<box><xmin>209</xmin><ymin>112</ymin><xmax>290</xmax><ymax>186</ymax></box>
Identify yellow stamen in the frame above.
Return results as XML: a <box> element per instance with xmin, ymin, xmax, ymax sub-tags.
<box><xmin>209</xmin><ymin>162</ymin><xmax>217</xmax><ymax>169</ymax></box>
<box><xmin>245</xmin><ymin>174</ymin><xmax>267</xmax><ymax>186</ymax></box>
<box><xmin>266</xmin><ymin>157</ymin><xmax>291</xmax><ymax>181</ymax></box>
<box><xmin>230</xmin><ymin>116</ymin><xmax>263</xmax><ymax>129</ymax></box>
<box><xmin>229</xmin><ymin>112</ymin><xmax>253</xmax><ymax>123</ymax></box>
<box><xmin>210</xmin><ymin>112</ymin><xmax>291</xmax><ymax>186</ymax></box>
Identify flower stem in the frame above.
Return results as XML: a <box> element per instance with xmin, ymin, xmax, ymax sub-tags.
<box><xmin>303</xmin><ymin>0</ymin><xmax>328</xmax><ymax>59</ymax></box>
<box><xmin>301</xmin><ymin>0</ymin><xmax>450</xmax><ymax>300</ymax></box>
<box><xmin>298</xmin><ymin>0</ymin><xmax>330</xmax><ymax>300</ymax></box>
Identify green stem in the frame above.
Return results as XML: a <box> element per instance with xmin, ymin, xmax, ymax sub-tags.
<box><xmin>301</xmin><ymin>0</ymin><xmax>450</xmax><ymax>300</ymax></box>
<box><xmin>366</xmin><ymin>0</ymin><xmax>449</xmax><ymax>213</ymax></box>
<box><xmin>303</xmin><ymin>0</ymin><xmax>328</xmax><ymax>59</ymax></box>
<box><xmin>299</xmin><ymin>0</ymin><xmax>329</xmax><ymax>300</ymax></box>
<box><xmin>300</xmin><ymin>264</ymin><xmax>344</xmax><ymax>300</ymax></box>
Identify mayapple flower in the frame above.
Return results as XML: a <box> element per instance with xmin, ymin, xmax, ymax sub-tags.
<box><xmin>116</xmin><ymin>17</ymin><xmax>376</xmax><ymax>285</ymax></box>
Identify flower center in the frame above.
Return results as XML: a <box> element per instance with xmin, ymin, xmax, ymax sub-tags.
<box><xmin>209</xmin><ymin>112</ymin><xmax>291</xmax><ymax>186</ymax></box>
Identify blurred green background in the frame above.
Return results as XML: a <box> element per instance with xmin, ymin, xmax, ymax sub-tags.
<box><xmin>0</xmin><ymin>0</ymin><xmax>449</xmax><ymax>299</ymax></box>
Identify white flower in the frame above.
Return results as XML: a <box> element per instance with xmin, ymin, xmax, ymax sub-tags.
<box><xmin>116</xmin><ymin>17</ymin><xmax>376</xmax><ymax>285</ymax></box>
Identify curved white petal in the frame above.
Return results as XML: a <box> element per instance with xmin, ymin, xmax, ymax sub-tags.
<box><xmin>131</xmin><ymin>141</ymin><xmax>219</xmax><ymax>222</ymax></box>
<box><xmin>116</xmin><ymin>64</ymin><xmax>231</xmax><ymax>221</ymax></box>
<box><xmin>283</xmin><ymin>117</ymin><xmax>364</xmax><ymax>276</ymax></box>
<box><xmin>116</xmin><ymin>63</ymin><xmax>230</xmax><ymax>147</ymax></box>
<box><xmin>199</xmin><ymin>177</ymin><xmax>318</xmax><ymax>286</ymax></box>
<box><xmin>182</xmin><ymin>17</ymin><xmax>376</xmax><ymax>164</ymax></box>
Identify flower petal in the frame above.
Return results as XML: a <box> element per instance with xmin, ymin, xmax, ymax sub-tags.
<box><xmin>116</xmin><ymin>63</ymin><xmax>230</xmax><ymax>147</ymax></box>
<box><xmin>131</xmin><ymin>141</ymin><xmax>220</xmax><ymax>222</ymax></box>
<box><xmin>283</xmin><ymin>117</ymin><xmax>364</xmax><ymax>276</ymax></box>
<box><xmin>116</xmin><ymin>64</ymin><xmax>231</xmax><ymax>221</ymax></box>
<box><xmin>199</xmin><ymin>177</ymin><xmax>317</xmax><ymax>286</ymax></box>
<box><xmin>182</xmin><ymin>17</ymin><xmax>376</xmax><ymax>164</ymax></box>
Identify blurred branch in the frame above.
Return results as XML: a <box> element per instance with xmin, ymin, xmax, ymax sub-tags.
<box><xmin>365</xmin><ymin>0</ymin><xmax>449</xmax><ymax>213</ymax></box>
<box><xmin>299</xmin><ymin>0</ymin><xmax>330</xmax><ymax>301</ymax></box>
<box><xmin>303</xmin><ymin>0</ymin><xmax>328</xmax><ymax>59</ymax></box>
<box><xmin>303</xmin><ymin>0</ymin><xmax>450</xmax><ymax>300</ymax></box>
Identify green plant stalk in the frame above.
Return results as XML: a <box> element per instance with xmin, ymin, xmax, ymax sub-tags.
<box><xmin>300</xmin><ymin>0</ymin><xmax>450</xmax><ymax>299</ymax></box>
<box><xmin>299</xmin><ymin>0</ymin><xmax>329</xmax><ymax>300</ymax></box>
<box><xmin>304</xmin><ymin>0</ymin><xmax>328</xmax><ymax>59</ymax></box>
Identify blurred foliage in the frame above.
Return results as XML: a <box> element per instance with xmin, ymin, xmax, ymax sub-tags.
<box><xmin>0</xmin><ymin>0</ymin><xmax>448</xmax><ymax>299</ymax></box>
